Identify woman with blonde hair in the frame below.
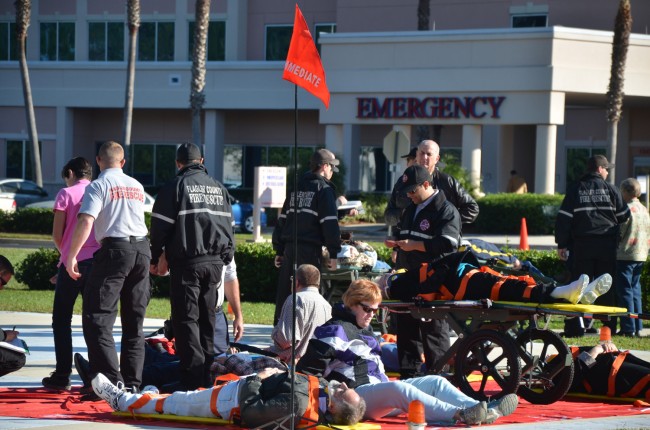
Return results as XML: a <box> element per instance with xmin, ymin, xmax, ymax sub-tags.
<box><xmin>297</xmin><ymin>279</ymin><xmax>518</xmax><ymax>425</ymax></box>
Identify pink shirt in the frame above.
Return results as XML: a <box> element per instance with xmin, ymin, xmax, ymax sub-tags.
<box><xmin>54</xmin><ymin>179</ymin><xmax>100</xmax><ymax>266</ymax></box>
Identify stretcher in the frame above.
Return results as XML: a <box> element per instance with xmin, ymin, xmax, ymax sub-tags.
<box><xmin>320</xmin><ymin>267</ymin><xmax>387</xmax><ymax>301</ymax></box>
<box><xmin>380</xmin><ymin>299</ymin><xmax>640</xmax><ymax>405</ymax></box>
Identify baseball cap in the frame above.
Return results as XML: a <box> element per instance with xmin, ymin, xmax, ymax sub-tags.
<box><xmin>587</xmin><ymin>154</ymin><xmax>614</xmax><ymax>171</ymax></box>
<box><xmin>176</xmin><ymin>142</ymin><xmax>202</xmax><ymax>163</ymax></box>
<box><xmin>401</xmin><ymin>165</ymin><xmax>432</xmax><ymax>193</ymax></box>
<box><xmin>401</xmin><ymin>147</ymin><xmax>418</xmax><ymax>160</ymax></box>
<box><xmin>311</xmin><ymin>149</ymin><xmax>340</xmax><ymax>172</ymax></box>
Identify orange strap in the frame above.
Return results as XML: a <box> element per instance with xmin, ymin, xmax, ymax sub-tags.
<box><xmin>214</xmin><ymin>373</ymin><xmax>240</xmax><ymax>386</ymax></box>
<box><xmin>209</xmin><ymin>384</ymin><xmax>227</xmax><ymax>417</ymax></box>
<box><xmin>522</xmin><ymin>284</ymin><xmax>535</xmax><ymax>299</ymax></box>
<box><xmin>155</xmin><ymin>397</ymin><xmax>166</xmax><ymax>414</ymax></box>
<box><xmin>298</xmin><ymin>375</ymin><xmax>322</xmax><ymax>426</ymax></box>
<box><xmin>127</xmin><ymin>393</ymin><xmax>159</xmax><ymax>413</ymax></box>
<box><xmin>489</xmin><ymin>279</ymin><xmax>507</xmax><ymax>301</ymax></box>
<box><xmin>479</xmin><ymin>266</ymin><xmax>502</xmax><ymax>277</ymax></box>
<box><xmin>583</xmin><ymin>379</ymin><xmax>593</xmax><ymax>393</ymax></box>
<box><xmin>621</xmin><ymin>375</ymin><xmax>650</xmax><ymax>399</ymax></box>
<box><xmin>608</xmin><ymin>351</ymin><xmax>629</xmax><ymax>397</ymax></box>
<box><xmin>419</xmin><ymin>263</ymin><xmax>429</xmax><ymax>283</ymax></box>
<box><xmin>456</xmin><ymin>269</ymin><xmax>479</xmax><ymax>300</ymax></box>
<box><xmin>437</xmin><ymin>285</ymin><xmax>454</xmax><ymax>300</ymax></box>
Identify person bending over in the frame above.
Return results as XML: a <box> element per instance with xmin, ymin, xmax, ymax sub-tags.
<box><xmin>92</xmin><ymin>367</ymin><xmax>365</xmax><ymax>428</ymax></box>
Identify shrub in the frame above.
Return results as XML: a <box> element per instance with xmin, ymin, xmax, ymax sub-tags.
<box><xmin>15</xmin><ymin>248</ymin><xmax>59</xmax><ymax>290</ymax></box>
<box><xmin>440</xmin><ymin>153</ymin><xmax>481</xmax><ymax>198</ymax></box>
<box><xmin>236</xmin><ymin>242</ymin><xmax>278</xmax><ymax>302</ymax></box>
<box><xmin>0</xmin><ymin>208</ymin><xmax>54</xmax><ymax>234</ymax></box>
<box><xmin>472</xmin><ymin>194</ymin><xmax>565</xmax><ymax>234</ymax></box>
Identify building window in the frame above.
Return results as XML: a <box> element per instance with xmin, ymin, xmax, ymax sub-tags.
<box><xmin>5</xmin><ymin>140</ymin><xmax>41</xmax><ymax>180</ymax></box>
<box><xmin>40</xmin><ymin>22</ymin><xmax>75</xmax><ymax>61</ymax></box>
<box><xmin>89</xmin><ymin>22</ymin><xmax>124</xmax><ymax>61</ymax></box>
<box><xmin>188</xmin><ymin>20</ymin><xmax>225</xmax><ymax>61</ymax></box>
<box><xmin>128</xmin><ymin>143</ymin><xmax>177</xmax><ymax>186</ymax></box>
<box><xmin>224</xmin><ymin>145</ymin><xmax>315</xmax><ymax>189</ymax></box>
<box><xmin>565</xmin><ymin>147</ymin><xmax>606</xmax><ymax>191</ymax></box>
<box><xmin>314</xmin><ymin>23</ymin><xmax>335</xmax><ymax>54</ymax></box>
<box><xmin>138</xmin><ymin>22</ymin><xmax>174</xmax><ymax>61</ymax></box>
<box><xmin>511</xmin><ymin>14</ymin><xmax>547</xmax><ymax>28</ymax></box>
<box><xmin>0</xmin><ymin>22</ymin><xmax>18</xmax><ymax>61</ymax></box>
<box><xmin>359</xmin><ymin>147</ymin><xmax>391</xmax><ymax>193</ymax></box>
<box><xmin>265</xmin><ymin>25</ymin><xmax>292</xmax><ymax>61</ymax></box>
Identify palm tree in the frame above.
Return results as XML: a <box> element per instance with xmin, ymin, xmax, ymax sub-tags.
<box><xmin>123</xmin><ymin>0</ymin><xmax>140</xmax><ymax>159</ymax></box>
<box><xmin>606</xmin><ymin>0</ymin><xmax>632</xmax><ymax>184</ymax></box>
<box><xmin>190</xmin><ymin>0</ymin><xmax>211</xmax><ymax>150</ymax></box>
<box><xmin>14</xmin><ymin>0</ymin><xmax>42</xmax><ymax>186</ymax></box>
<box><xmin>415</xmin><ymin>0</ymin><xmax>431</xmax><ymax>143</ymax></box>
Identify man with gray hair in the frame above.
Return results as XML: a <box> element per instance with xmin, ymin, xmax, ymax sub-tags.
<box><xmin>272</xmin><ymin>148</ymin><xmax>341</xmax><ymax>325</ymax></box>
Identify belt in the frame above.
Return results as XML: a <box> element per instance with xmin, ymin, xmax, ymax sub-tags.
<box><xmin>101</xmin><ymin>236</ymin><xmax>148</xmax><ymax>245</ymax></box>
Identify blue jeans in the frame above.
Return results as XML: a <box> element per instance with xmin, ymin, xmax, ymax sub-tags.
<box><xmin>355</xmin><ymin>375</ymin><xmax>479</xmax><ymax>423</ymax></box>
<box><xmin>615</xmin><ymin>260</ymin><xmax>644</xmax><ymax>334</ymax></box>
<box><xmin>52</xmin><ymin>260</ymin><xmax>93</xmax><ymax>376</ymax></box>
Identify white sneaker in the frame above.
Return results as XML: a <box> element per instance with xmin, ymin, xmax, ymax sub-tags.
<box><xmin>484</xmin><ymin>393</ymin><xmax>519</xmax><ymax>424</ymax></box>
<box><xmin>579</xmin><ymin>274</ymin><xmax>612</xmax><ymax>305</ymax></box>
<box><xmin>91</xmin><ymin>373</ymin><xmax>125</xmax><ymax>411</ymax></box>
<box><xmin>565</xmin><ymin>274</ymin><xmax>589</xmax><ymax>304</ymax></box>
<box><xmin>142</xmin><ymin>385</ymin><xmax>160</xmax><ymax>395</ymax></box>
<box><xmin>459</xmin><ymin>401</ymin><xmax>487</xmax><ymax>425</ymax></box>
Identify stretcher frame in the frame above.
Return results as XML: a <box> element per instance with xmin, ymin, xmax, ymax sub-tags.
<box><xmin>380</xmin><ymin>299</ymin><xmax>637</xmax><ymax>405</ymax></box>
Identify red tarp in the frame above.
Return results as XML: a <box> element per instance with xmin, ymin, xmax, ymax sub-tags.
<box><xmin>0</xmin><ymin>387</ymin><xmax>648</xmax><ymax>428</ymax></box>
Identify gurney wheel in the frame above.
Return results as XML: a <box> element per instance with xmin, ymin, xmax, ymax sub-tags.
<box><xmin>516</xmin><ymin>328</ymin><xmax>574</xmax><ymax>404</ymax></box>
<box><xmin>454</xmin><ymin>329</ymin><xmax>522</xmax><ymax>401</ymax></box>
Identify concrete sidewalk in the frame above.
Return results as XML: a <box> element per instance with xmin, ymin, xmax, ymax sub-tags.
<box><xmin>1</xmin><ymin>311</ymin><xmax>648</xmax><ymax>430</ymax></box>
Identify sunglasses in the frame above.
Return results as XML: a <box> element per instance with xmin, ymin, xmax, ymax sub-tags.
<box><xmin>359</xmin><ymin>303</ymin><xmax>379</xmax><ymax>315</ymax></box>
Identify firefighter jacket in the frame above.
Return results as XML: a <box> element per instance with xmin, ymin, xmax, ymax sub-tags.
<box><xmin>272</xmin><ymin>171</ymin><xmax>341</xmax><ymax>258</ymax></box>
<box><xmin>150</xmin><ymin>163</ymin><xmax>234</xmax><ymax>268</ymax></box>
<box><xmin>394</xmin><ymin>190</ymin><xmax>461</xmax><ymax>271</ymax></box>
<box><xmin>555</xmin><ymin>172</ymin><xmax>630</xmax><ymax>249</ymax></box>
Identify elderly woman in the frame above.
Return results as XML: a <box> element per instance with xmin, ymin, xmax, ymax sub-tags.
<box><xmin>297</xmin><ymin>279</ymin><xmax>518</xmax><ymax>425</ymax></box>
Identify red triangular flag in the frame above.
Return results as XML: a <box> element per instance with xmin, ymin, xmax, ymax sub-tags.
<box><xmin>282</xmin><ymin>4</ymin><xmax>330</xmax><ymax>109</ymax></box>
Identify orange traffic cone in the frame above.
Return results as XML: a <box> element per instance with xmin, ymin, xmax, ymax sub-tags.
<box><xmin>519</xmin><ymin>217</ymin><xmax>529</xmax><ymax>250</ymax></box>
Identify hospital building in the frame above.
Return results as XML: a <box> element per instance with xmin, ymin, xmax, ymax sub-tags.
<box><xmin>1</xmin><ymin>0</ymin><xmax>650</xmax><ymax>197</ymax></box>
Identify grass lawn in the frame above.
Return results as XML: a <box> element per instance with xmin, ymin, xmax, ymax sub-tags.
<box><xmin>1</xmin><ymin>244</ymin><xmax>649</xmax><ymax>351</ymax></box>
<box><xmin>0</xmin><ymin>245</ymin><xmax>276</xmax><ymax>325</ymax></box>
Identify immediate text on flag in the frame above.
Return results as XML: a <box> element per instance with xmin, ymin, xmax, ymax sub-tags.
<box><xmin>284</xmin><ymin>61</ymin><xmax>322</xmax><ymax>87</ymax></box>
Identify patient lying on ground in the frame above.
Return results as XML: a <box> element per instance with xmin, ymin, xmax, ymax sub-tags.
<box><xmin>378</xmin><ymin>250</ymin><xmax>612</xmax><ymax>305</ymax></box>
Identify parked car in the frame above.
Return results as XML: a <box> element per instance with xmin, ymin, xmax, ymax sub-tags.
<box><xmin>0</xmin><ymin>178</ymin><xmax>49</xmax><ymax>212</ymax></box>
<box><xmin>232</xmin><ymin>200</ymin><xmax>267</xmax><ymax>233</ymax></box>
<box><xmin>26</xmin><ymin>191</ymin><xmax>156</xmax><ymax>213</ymax></box>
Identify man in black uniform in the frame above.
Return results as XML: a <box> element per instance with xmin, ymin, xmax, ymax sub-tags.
<box><xmin>272</xmin><ymin>148</ymin><xmax>341</xmax><ymax>325</ymax></box>
<box><xmin>555</xmin><ymin>154</ymin><xmax>630</xmax><ymax>333</ymax></box>
<box><xmin>150</xmin><ymin>142</ymin><xmax>234</xmax><ymax>390</ymax></box>
<box><xmin>385</xmin><ymin>164</ymin><xmax>461</xmax><ymax>378</ymax></box>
